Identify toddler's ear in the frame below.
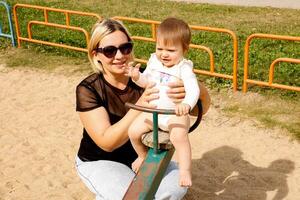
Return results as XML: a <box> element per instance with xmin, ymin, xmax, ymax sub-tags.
<box><xmin>183</xmin><ymin>48</ymin><xmax>189</xmax><ymax>55</ymax></box>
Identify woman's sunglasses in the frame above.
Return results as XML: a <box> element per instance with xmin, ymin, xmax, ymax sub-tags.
<box><xmin>96</xmin><ymin>42</ymin><xmax>133</xmax><ymax>58</ymax></box>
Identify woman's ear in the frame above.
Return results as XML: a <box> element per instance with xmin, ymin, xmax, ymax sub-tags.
<box><xmin>92</xmin><ymin>50</ymin><xmax>97</xmax><ymax>56</ymax></box>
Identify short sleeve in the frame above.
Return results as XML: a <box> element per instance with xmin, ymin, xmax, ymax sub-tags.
<box><xmin>76</xmin><ymin>83</ymin><xmax>103</xmax><ymax>112</ymax></box>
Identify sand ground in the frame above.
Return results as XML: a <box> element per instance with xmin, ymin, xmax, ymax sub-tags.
<box><xmin>0</xmin><ymin>65</ymin><xmax>299</xmax><ymax>200</ymax></box>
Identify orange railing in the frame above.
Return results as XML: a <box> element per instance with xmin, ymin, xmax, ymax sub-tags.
<box><xmin>10</xmin><ymin>4</ymin><xmax>300</xmax><ymax>93</ymax></box>
<box><xmin>243</xmin><ymin>33</ymin><xmax>300</xmax><ymax>92</ymax></box>
<box><xmin>13</xmin><ymin>3</ymin><xmax>101</xmax><ymax>52</ymax></box>
<box><xmin>113</xmin><ymin>16</ymin><xmax>239</xmax><ymax>91</ymax></box>
<box><xmin>12</xmin><ymin>5</ymin><xmax>238</xmax><ymax>90</ymax></box>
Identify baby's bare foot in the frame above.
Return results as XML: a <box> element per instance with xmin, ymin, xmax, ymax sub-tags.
<box><xmin>131</xmin><ymin>157</ymin><xmax>145</xmax><ymax>173</ymax></box>
<box><xmin>179</xmin><ymin>170</ymin><xmax>192</xmax><ymax>187</ymax></box>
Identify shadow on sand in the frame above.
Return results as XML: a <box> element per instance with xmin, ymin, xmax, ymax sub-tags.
<box><xmin>185</xmin><ymin>146</ymin><xmax>295</xmax><ymax>200</ymax></box>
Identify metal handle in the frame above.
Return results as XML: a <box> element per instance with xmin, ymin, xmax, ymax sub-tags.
<box><xmin>125</xmin><ymin>100</ymin><xmax>203</xmax><ymax>133</ymax></box>
<box><xmin>125</xmin><ymin>102</ymin><xmax>176</xmax><ymax>115</ymax></box>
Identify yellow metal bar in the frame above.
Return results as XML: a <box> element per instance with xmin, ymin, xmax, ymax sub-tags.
<box><xmin>113</xmin><ymin>16</ymin><xmax>160</xmax><ymax>25</ymax></box>
<box><xmin>269</xmin><ymin>58</ymin><xmax>300</xmax><ymax>84</ymax></box>
<box><xmin>44</xmin><ymin>9</ymin><xmax>48</xmax><ymax>22</ymax></box>
<box><xmin>12</xmin><ymin>5</ymin><xmax>21</xmax><ymax>47</ymax></box>
<box><xmin>190</xmin><ymin>25</ymin><xmax>239</xmax><ymax>91</ymax></box>
<box><xmin>268</xmin><ymin>58</ymin><xmax>300</xmax><ymax>92</ymax></box>
<box><xmin>131</xmin><ymin>36</ymin><xmax>155</xmax><ymax>42</ymax></box>
<box><xmin>243</xmin><ymin>36</ymin><xmax>251</xmax><ymax>93</ymax></box>
<box><xmin>19</xmin><ymin>37</ymin><xmax>88</xmax><ymax>52</ymax></box>
<box><xmin>194</xmin><ymin>69</ymin><xmax>233</xmax><ymax>79</ymax></box>
<box><xmin>27</xmin><ymin>20</ymin><xmax>89</xmax><ymax>50</ymax></box>
<box><xmin>247</xmin><ymin>33</ymin><xmax>300</xmax><ymax>42</ymax></box>
<box><xmin>65</xmin><ymin>12</ymin><xmax>70</xmax><ymax>26</ymax></box>
<box><xmin>134</xmin><ymin>58</ymin><xmax>147</xmax><ymax>64</ymax></box>
<box><xmin>246</xmin><ymin>79</ymin><xmax>270</xmax><ymax>86</ymax></box>
<box><xmin>270</xmin><ymin>83</ymin><xmax>300</xmax><ymax>92</ymax></box>
<box><xmin>246</xmin><ymin>79</ymin><xmax>300</xmax><ymax>92</ymax></box>
<box><xmin>13</xmin><ymin>3</ymin><xmax>101</xmax><ymax>52</ymax></box>
<box><xmin>152</xmin><ymin>24</ymin><xmax>156</xmax><ymax>40</ymax></box>
<box><xmin>13</xmin><ymin>3</ymin><xmax>101</xmax><ymax>19</ymax></box>
<box><xmin>243</xmin><ymin>33</ymin><xmax>300</xmax><ymax>93</ymax></box>
<box><xmin>190</xmin><ymin>44</ymin><xmax>215</xmax><ymax>73</ymax></box>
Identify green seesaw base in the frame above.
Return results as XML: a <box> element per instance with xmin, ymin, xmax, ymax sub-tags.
<box><xmin>123</xmin><ymin>148</ymin><xmax>175</xmax><ymax>200</ymax></box>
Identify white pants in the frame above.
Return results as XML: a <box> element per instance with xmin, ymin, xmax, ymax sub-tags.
<box><xmin>75</xmin><ymin>156</ymin><xmax>187</xmax><ymax>200</ymax></box>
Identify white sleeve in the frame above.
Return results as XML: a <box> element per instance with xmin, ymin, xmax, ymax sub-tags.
<box><xmin>181</xmin><ymin>61</ymin><xmax>200</xmax><ymax>109</ymax></box>
<box><xmin>133</xmin><ymin>71</ymin><xmax>148</xmax><ymax>88</ymax></box>
<box><xmin>133</xmin><ymin>55</ymin><xmax>156</xmax><ymax>88</ymax></box>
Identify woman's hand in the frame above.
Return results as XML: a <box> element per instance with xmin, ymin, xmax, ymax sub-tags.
<box><xmin>167</xmin><ymin>80</ymin><xmax>185</xmax><ymax>103</ymax></box>
<box><xmin>136</xmin><ymin>82</ymin><xmax>159</xmax><ymax>108</ymax></box>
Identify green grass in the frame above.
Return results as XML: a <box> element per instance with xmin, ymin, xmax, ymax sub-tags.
<box><xmin>2</xmin><ymin>0</ymin><xmax>300</xmax><ymax>94</ymax></box>
<box><xmin>220</xmin><ymin>90</ymin><xmax>300</xmax><ymax>140</ymax></box>
<box><xmin>1</xmin><ymin>0</ymin><xmax>299</xmax><ymax>138</ymax></box>
<box><xmin>0</xmin><ymin>47</ymin><xmax>91</xmax><ymax>74</ymax></box>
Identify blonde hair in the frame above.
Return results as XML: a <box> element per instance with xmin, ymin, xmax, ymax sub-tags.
<box><xmin>157</xmin><ymin>17</ymin><xmax>191</xmax><ymax>53</ymax></box>
<box><xmin>88</xmin><ymin>18</ymin><xmax>132</xmax><ymax>73</ymax></box>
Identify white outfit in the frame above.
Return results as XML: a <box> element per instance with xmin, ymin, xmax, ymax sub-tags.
<box><xmin>134</xmin><ymin>54</ymin><xmax>200</xmax><ymax>130</ymax></box>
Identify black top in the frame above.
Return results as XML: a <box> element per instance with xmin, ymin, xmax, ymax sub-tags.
<box><xmin>76</xmin><ymin>73</ymin><xmax>143</xmax><ymax>167</ymax></box>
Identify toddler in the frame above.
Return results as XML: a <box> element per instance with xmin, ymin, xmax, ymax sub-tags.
<box><xmin>126</xmin><ymin>17</ymin><xmax>200</xmax><ymax>187</ymax></box>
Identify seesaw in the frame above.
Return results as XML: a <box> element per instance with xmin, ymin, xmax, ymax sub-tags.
<box><xmin>123</xmin><ymin>100</ymin><xmax>203</xmax><ymax>200</ymax></box>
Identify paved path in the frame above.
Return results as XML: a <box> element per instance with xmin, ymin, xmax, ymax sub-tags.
<box><xmin>174</xmin><ymin>0</ymin><xmax>300</xmax><ymax>9</ymax></box>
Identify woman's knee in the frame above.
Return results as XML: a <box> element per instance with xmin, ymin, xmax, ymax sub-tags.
<box><xmin>76</xmin><ymin>160</ymin><xmax>135</xmax><ymax>199</ymax></box>
<box><xmin>155</xmin><ymin>162</ymin><xmax>187</xmax><ymax>199</ymax></box>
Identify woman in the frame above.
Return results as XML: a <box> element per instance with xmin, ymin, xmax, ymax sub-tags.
<box><xmin>75</xmin><ymin>18</ymin><xmax>210</xmax><ymax>200</ymax></box>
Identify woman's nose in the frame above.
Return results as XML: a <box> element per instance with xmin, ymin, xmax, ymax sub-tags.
<box><xmin>115</xmin><ymin>49</ymin><xmax>124</xmax><ymax>59</ymax></box>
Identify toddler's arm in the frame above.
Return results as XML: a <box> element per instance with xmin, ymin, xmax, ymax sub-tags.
<box><xmin>125</xmin><ymin>62</ymin><xmax>149</xmax><ymax>88</ymax></box>
<box><xmin>181</xmin><ymin>62</ymin><xmax>200</xmax><ymax>110</ymax></box>
<box><xmin>124</xmin><ymin>62</ymin><xmax>141</xmax><ymax>82</ymax></box>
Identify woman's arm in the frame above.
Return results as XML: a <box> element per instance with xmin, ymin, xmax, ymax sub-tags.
<box><xmin>78</xmin><ymin>84</ymin><xmax>158</xmax><ymax>152</ymax></box>
<box><xmin>198</xmin><ymin>81</ymin><xmax>211</xmax><ymax>115</ymax></box>
<box><xmin>79</xmin><ymin>107</ymin><xmax>141</xmax><ymax>152</ymax></box>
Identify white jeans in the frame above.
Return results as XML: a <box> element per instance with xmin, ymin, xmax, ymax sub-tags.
<box><xmin>75</xmin><ymin>156</ymin><xmax>187</xmax><ymax>200</ymax></box>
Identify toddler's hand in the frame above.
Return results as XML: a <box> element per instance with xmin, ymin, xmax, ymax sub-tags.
<box><xmin>124</xmin><ymin>62</ymin><xmax>141</xmax><ymax>81</ymax></box>
<box><xmin>175</xmin><ymin>103</ymin><xmax>191</xmax><ymax>116</ymax></box>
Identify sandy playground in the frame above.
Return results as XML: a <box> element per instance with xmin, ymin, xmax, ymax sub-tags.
<box><xmin>0</xmin><ymin>64</ymin><xmax>299</xmax><ymax>200</ymax></box>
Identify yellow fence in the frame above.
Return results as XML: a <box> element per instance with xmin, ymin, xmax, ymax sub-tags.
<box><xmin>113</xmin><ymin>16</ymin><xmax>239</xmax><ymax>91</ymax></box>
<box><xmin>243</xmin><ymin>33</ymin><xmax>300</xmax><ymax>93</ymax></box>
<box><xmin>12</xmin><ymin>4</ymin><xmax>299</xmax><ymax>93</ymax></box>
<box><xmin>13</xmin><ymin>3</ymin><xmax>101</xmax><ymax>52</ymax></box>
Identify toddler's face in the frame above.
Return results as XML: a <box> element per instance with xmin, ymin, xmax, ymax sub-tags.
<box><xmin>155</xmin><ymin>39</ymin><xmax>184</xmax><ymax>68</ymax></box>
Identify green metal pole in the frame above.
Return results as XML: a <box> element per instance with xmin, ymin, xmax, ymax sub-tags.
<box><xmin>152</xmin><ymin>112</ymin><xmax>158</xmax><ymax>154</ymax></box>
